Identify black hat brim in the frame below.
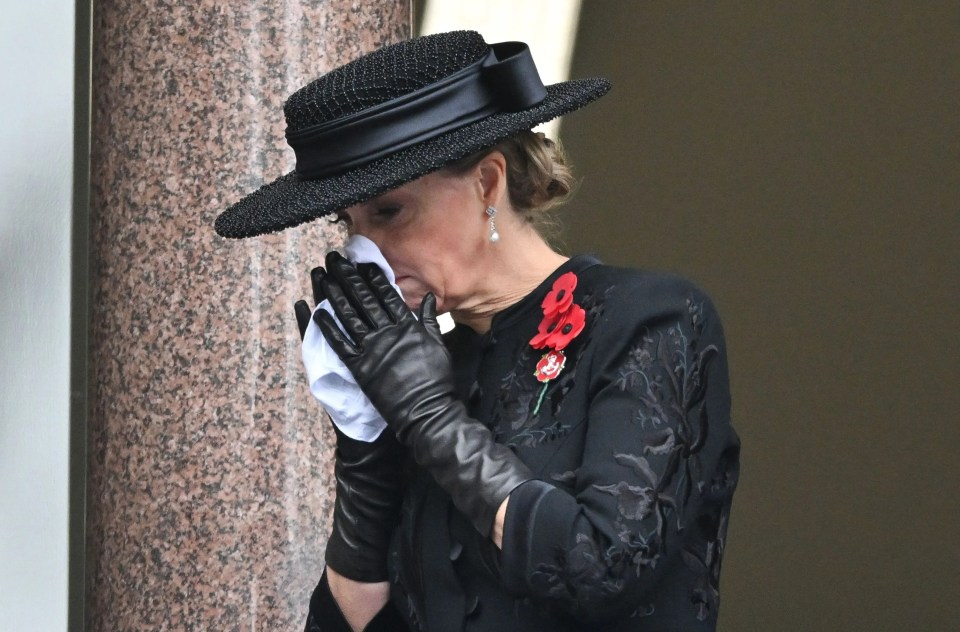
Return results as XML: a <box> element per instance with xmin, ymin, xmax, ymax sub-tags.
<box><xmin>214</xmin><ymin>77</ymin><xmax>611</xmax><ymax>239</ymax></box>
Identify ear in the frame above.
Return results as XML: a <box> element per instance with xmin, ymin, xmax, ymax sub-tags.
<box><xmin>475</xmin><ymin>151</ymin><xmax>508</xmax><ymax>208</ymax></box>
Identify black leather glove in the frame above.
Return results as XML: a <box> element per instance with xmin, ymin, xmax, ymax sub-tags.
<box><xmin>313</xmin><ymin>251</ymin><xmax>533</xmax><ymax>537</ymax></box>
<box><xmin>295</xmin><ymin>267</ymin><xmax>404</xmax><ymax>582</ymax></box>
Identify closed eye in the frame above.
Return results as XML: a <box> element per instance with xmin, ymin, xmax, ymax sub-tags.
<box><xmin>374</xmin><ymin>205</ymin><xmax>402</xmax><ymax>220</ymax></box>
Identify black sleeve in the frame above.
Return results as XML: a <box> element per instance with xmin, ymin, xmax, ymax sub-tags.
<box><xmin>499</xmin><ymin>279</ymin><xmax>738</xmax><ymax>625</ymax></box>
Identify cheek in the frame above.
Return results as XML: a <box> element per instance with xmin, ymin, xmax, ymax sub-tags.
<box><xmin>387</xmin><ymin>212</ymin><xmax>480</xmax><ymax>309</ymax></box>
<box><xmin>439</xmin><ymin>232</ymin><xmax>485</xmax><ymax>295</ymax></box>
<box><xmin>395</xmin><ymin>277</ymin><xmax>427</xmax><ymax>301</ymax></box>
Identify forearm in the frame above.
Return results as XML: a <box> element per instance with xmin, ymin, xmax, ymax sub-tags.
<box><xmin>298</xmin><ymin>264</ymin><xmax>404</xmax><ymax>631</ymax></box>
<box><xmin>326</xmin><ymin>568</ymin><xmax>391</xmax><ymax>632</ymax></box>
<box><xmin>492</xmin><ymin>496</ymin><xmax>509</xmax><ymax>549</ymax></box>
<box><xmin>404</xmin><ymin>399</ymin><xmax>532</xmax><ymax>537</ymax></box>
<box><xmin>315</xmin><ymin>261</ymin><xmax>531</xmax><ymax>539</ymax></box>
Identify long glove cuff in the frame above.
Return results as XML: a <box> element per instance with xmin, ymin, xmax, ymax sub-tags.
<box><xmin>404</xmin><ymin>398</ymin><xmax>533</xmax><ymax>537</ymax></box>
<box><xmin>324</xmin><ymin>426</ymin><xmax>405</xmax><ymax>582</ymax></box>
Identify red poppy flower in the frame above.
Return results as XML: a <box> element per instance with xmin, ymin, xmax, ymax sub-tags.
<box><xmin>535</xmin><ymin>350</ymin><xmax>567</xmax><ymax>382</ymax></box>
<box><xmin>541</xmin><ymin>272</ymin><xmax>578</xmax><ymax>320</ymax></box>
<box><xmin>530</xmin><ymin>303</ymin><xmax>586</xmax><ymax>351</ymax></box>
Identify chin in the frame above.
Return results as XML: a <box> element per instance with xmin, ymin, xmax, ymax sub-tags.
<box><xmin>403</xmin><ymin>293</ymin><xmax>444</xmax><ymax>315</ymax></box>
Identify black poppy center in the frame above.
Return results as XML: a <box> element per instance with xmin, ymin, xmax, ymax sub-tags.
<box><xmin>556</xmin><ymin>289</ymin><xmax>566</xmax><ymax>300</ymax></box>
<box><xmin>561</xmin><ymin>324</ymin><xmax>573</xmax><ymax>334</ymax></box>
<box><xmin>547</xmin><ymin>322</ymin><xmax>557</xmax><ymax>333</ymax></box>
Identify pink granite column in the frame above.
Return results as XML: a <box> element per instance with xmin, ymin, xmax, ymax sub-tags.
<box><xmin>85</xmin><ymin>2</ymin><xmax>409</xmax><ymax>629</ymax></box>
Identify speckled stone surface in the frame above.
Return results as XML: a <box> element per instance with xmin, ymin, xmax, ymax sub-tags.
<box><xmin>86</xmin><ymin>2</ymin><xmax>409</xmax><ymax>629</ymax></box>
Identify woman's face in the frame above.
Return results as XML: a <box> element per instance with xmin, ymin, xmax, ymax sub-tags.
<box><xmin>336</xmin><ymin>168</ymin><xmax>490</xmax><ymax>314</ymax></box>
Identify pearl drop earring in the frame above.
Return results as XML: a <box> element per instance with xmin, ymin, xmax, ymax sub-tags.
<box><xmin>485</xmin><ymin>205</ymin><xmax>500</xmax><ymax>243</ymax></box>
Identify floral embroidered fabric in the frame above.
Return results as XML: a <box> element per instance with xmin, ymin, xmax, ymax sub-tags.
<box><xmin>387</xmin><ymin>256</ymin><xmax>740</xmax><ymax>631</ymax></box>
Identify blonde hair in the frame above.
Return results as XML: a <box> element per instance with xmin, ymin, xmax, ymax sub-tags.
<box><xmin>446</xmin><ymin>130</ymin><xmax>575</xmax><ymax>241</ymax></box>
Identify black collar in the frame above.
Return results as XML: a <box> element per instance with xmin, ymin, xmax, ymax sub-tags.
<box><xmin>487</xmin><ymin>254</ymin><xmax>602</xmax><ymax>337</ymax></box>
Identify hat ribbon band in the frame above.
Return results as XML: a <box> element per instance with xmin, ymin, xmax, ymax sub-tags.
<box><xmin>286</xmin><ymin>42</ymin><xmax>548</xmax><ymax>180</ymax></box>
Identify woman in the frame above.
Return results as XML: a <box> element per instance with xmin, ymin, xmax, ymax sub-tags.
<box><xmin>217</xmin><ymin>31</ymin><xmax>740</xmax><ymax>632</ymax></box>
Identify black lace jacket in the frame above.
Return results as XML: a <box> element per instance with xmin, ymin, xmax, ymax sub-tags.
<box><xmin>388</xmin><ymin>255</ymin><xmax>740</xmax><ymax>631</ymax></box>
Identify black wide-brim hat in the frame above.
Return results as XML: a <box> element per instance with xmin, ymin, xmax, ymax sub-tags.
<box><xmin>215</xmin><ymin>30</ymin><xmax>611</xmax><ymax>239</ymax></box>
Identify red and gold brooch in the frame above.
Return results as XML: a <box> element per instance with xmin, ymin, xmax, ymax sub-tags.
<box><xmin>530</xmin><ymin>271</ymin><xmax>585</xmax><ymax>415</ymax></box>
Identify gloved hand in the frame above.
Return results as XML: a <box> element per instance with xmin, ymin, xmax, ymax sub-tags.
<box><xmin>313</xmin><ymin>251</ymin><xmax>533</xmax><ymax>537</ymax></box>
<box><xmin>295</xmin><ymin>266</ymin><xmax>404</xmax><ymax>582</ymax></box>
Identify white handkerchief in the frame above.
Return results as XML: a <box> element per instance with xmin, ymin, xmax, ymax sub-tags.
<box><xmin>301</xmin><ymin>235</ymin><xmax>395</xmax><ymax>442</ymax></box>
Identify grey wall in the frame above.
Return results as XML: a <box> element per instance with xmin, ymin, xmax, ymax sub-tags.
<box><xmin>0</xmin><ymin>1</ymin><xmax>75</xmax><ymax>630</ymax></box>
<box><xmin>561</xmin><ymin>3</ymin><xmax>959</xmax><ymax>630</ymax></box>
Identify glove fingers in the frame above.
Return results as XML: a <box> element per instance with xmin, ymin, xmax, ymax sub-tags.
<box><xmin>326</xmin><ymin>252</ymin><xmax>393</xmax><ymax>329</ymax></box>
<box><xmin>418</xmin><ymin>293</ymin><xmax>444</xmax><ymax>346</ymax></box>
<box><xmin>313</xmin><ymin>308</ymin><xmax>361</xmax><ymax>358</ymax></box>
<box><xmin>319</xmin><ymin>271</ymin><xmax>371</xmax><ymax>342</ymax></box>
<box><xmin>294</xmin><ymin>299</ymin><xmax>312</xmax><ymax>341</ymax></box>
<box><xmin>358</xmin><ymin>263</ymin><xmax>410</xmax><ymax>324</ymax></box>
<box><xmin>310</xmin><ymin>266</ymin><xmax>325</xmax><ymax>305</ymax></box>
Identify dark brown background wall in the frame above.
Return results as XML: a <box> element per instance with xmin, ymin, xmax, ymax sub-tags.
<box><xmin>558</xmin><ymin>3</ymin><xmax>958</xmax><ymax>630</ymax></box>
